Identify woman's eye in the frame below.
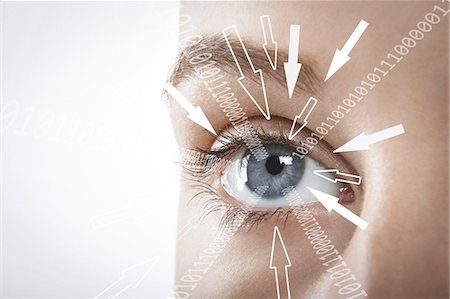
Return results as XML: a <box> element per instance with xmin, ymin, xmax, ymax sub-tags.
<box><xmin>221</xmin><ymin>142</ymin><xmax>342</xmax><ymax>208</ymax></box>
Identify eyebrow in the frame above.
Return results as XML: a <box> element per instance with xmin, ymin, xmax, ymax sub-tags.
<box><xmin>167</xmin><ymin>33</ymin><xmax>323</xmax><ymax>98</ymax></box>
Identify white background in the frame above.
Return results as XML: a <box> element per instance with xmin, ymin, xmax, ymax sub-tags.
<box><xmin>2</xmin><ymin>1</ymin><xmax>180</xmax><ymax>297</ymax></box>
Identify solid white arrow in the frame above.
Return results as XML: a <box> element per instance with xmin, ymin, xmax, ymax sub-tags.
<box><xmin>307</xmin><ymin>187</ymin><xmax>368</xmax><ymax>230</ymax></box>
<box><xmin>261</xmin><ymin>15</ymin><xmax>278</xmax><ymax>70</ymax></box>
<box><xmin>270</xmin><ymin>226</ymin><xmax>292</xmax><ymax>299</ymax></box>
<box><xmin>223</xmin><ymin>25</ymin><xmax>271</xmax><ymax>120</ymax></box>
<box><xmin>334</xmin><ymin>124</ymin><xmax>405</xmax><ymax>153</ymax></box>
<box><xmin>313</xmin><ymin>169</ymin><xmax>361</xmax><ymax>185</ymax></box>
<box><xmin>325</xmin><ymin>20</ymin><xmax>369</xmax><ymax>81</ymax></box>
<box><xmin>284</xmin><ymin>25</ymin><xmax>302</xmax><ymax>99</ymax></box>
<box><xmin>164</xmin><ymin>82</ymin><xmax>217</xmax><ymax>135</ymax></box>
<box><xmin>288</xmin><ymin>96</ymin><xmax>317</xmax><ymax>140</ymax></box>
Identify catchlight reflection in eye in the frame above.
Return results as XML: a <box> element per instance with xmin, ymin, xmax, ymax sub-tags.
<box><xmin>221</xmin><ymin>143</ymin><xmax>340</xmax><ymax>208</ymax></box>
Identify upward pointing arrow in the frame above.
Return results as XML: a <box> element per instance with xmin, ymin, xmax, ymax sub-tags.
<box><xmin>270</xmin><ymin>226</ymin><xmax>292</xmax><ymax>299</ymax></box>
<box><xmin>307</xmin><ymin>187</ymin><xmax>368</xmax><ymax>230</ymax></box>
<box><xmin>95</xmin><ymin>257</ymin><xmax>160</xmax><ymax>299</ymax></box>
<box><xmin>325</xmin><ymin>20</ymin><xmax>369</xmax><ymax>81</ymax></box>
<box><xmin>164</xmin><ymin>82</ymin><xmax>217</xmax><ymax>135</ymax></box>
<box><xmin>284</xmin><ymin>25</ymin><xmax>302</xmax><ymax>99</ymax></box>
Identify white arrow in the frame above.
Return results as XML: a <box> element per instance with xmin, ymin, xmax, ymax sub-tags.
<box><xmin>334</xmin><ymin>124</ymin><xmax>405</xmax><ymax>153</ymax></box>
<box><xmin>94</xmin><ymin>257</ymin><xmax>160</xmax><ymax>299</ymax></box>
<box><xmin>288</xmin><ymin>97</ymin><xmax>317</xmax><ymax>140</ymax></box>
<box><xmin>307</xmin><ymin>187</ymin><xmax>368</xmax><ymax>230</ymax></box>
<box><xmin>176</xmin><ymin>214</ymin><xmax>202</xmax><ymax>241</ymax></box>
<box><xmin>284</xmin><ymin>25</ymin><xmax>302</xmax><ymax>99</ymax></box>
<box><xmin>325</xmin><ymin>20</ymin><xmax>369</xmax><ymax>81</ymax></box>
<box><xmin>270</xmin><ymin>226</ymin><xmax>292</xmax><ymax>299</ymax></box>
<box><xmin>260</xmin><ymin>15</ymin><xmax>278</xmax><ymax>70</ymax></box>
<box><xmin>223</xmin><ymin>25</ymin><xmax>270</xmax><ymax>120</ymax></box>
<box><xmin>313</xmin><ymin>169</ymin><xmax>361</xmax><ymax>185</ymax></box>
<box><xmin>164</xmin><ymin>82</ymin><xmax>217</xmax><ymax>135</ymax></box>
<box><xmin>90</xmin><ymin>200</ymin><xmax>152</xmax><ymax>229</ymax></box>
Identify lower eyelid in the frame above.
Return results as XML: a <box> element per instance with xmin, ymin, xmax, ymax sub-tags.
<box><xmin>216</xmin><ymin>184</ymin><xmax>340</xmax><ymax>222</ymax></box>
<box><xmin>180</xmin><ymin>115</ymin><xmax>360</xmax><ymax>227</ymax></box>
<box><xmin>179</xmin><ymin>149</ymin><xmax>356</xmax><ymax>232</ymax></box>
<box><xmin>203</xmin><ymin>190</ymin><xmax>331</xmax><ymax>232</ymax></box>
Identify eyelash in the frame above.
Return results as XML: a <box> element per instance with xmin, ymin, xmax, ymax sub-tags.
<box><xmin>197</xmin><ymin>127</ymin><xmax>305</xmax><ymax>161</ymax></box>
<box><xmin>180</xmin><ymin>129</ymin><xmax>317</xmax><ymax>231</ymax></box>
<box><xmin>195</xmin><ymin>186</ymin><xmax>292</xmax><ymax>232</ymax></box>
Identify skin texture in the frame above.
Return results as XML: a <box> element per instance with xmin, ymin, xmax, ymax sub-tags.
<box><xmin>168</xmin><ymin>1</ymin><xmax>449</xmax><ymax>298</ymax></box>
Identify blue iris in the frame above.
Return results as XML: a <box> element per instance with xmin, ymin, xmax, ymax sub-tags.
<box><xmin>245</xmin><ymin>143</ymin><xmax>305</xmax><ymax>198</ymax></box>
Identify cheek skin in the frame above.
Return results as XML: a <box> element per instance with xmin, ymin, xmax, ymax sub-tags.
<box><xmin>308</xmin><ymin>30</ymin><xmax>449</xmax><ymax>296</ymax></box>
<box><xmin>176</xmin><ymin>183</ymin><xmax>363</xmax><ymax>298</ymax></box>
<box><xmin>174</xmin><ymin>1</ymin><xmax>448</xmax><ymax>297</ymax></box>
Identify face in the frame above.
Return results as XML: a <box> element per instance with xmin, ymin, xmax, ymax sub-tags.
<box><xmin>166</xmin><ymin>1</ymin><xmax>449</xmax><ymax>298</ymax></box>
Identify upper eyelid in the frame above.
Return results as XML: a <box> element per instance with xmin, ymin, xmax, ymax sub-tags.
<box><xmin>178</xmin><ymin>117</ymin><xmax>360</xmax><ymax>229</ymax></box>
<box><xmin>203</xmin><ymin>115</ymin><xmax>362</xmax><ymax>187</ymax></box>
<box><xmin>169</xmin><ymin>34</ymin><xmax>362</xmax><ymax>189</ymax></box>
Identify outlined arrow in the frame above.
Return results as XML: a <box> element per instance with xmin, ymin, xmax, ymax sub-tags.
<box><xmin>90</xmin><ymin>199</ymin><xmax>153</xmax><ymax>229</ymax></box>
<box><xmin>313</xmin><ymin>169</ymin><xmax>362</xmax><ymax>185</ymax></box>
<box><xmin>288</xmin><ymin>97</ymin><xmax>317</xmax><ymax>140</ymax></box>
<box><xmin>270</xmin><ymin>226</ymin><xmax>292</xmax><ymax>299</ymax></box>
<box><xmin>223</xmin><ymin>25</ymin><xmax>271</xmax><ymax>120</ymax></box>
<box><xmin>260</xmin><ymin>15</ymin><xmax>278</xmax><ymax>70</ymax></box>
<box><xmin>334</xmin><ymin>124</ymin><xmax>405</xmax><ymax>153</ymax></box>
<box><xmin>325</xmin><ymin>20</ymin><xmax>369</xmax><ymax>81</ymax></box>
<box><xmin>284</xmin><ymin>25</ymin><xmax>302</xmax><ymax>98</ymax></box>
<box><xmin>164</xmin><ymin>82</ymin><xmax>217</xmax><ymax>135</ymax></box>
<box><xmin>94</xmin><ymin>257</ymin><xmax>160</xmax><ymax>299</ymax></box>
<box><xmin>307</xmin><ymin>187</ymin><xmax>368</xmax><ymax>230</ymax></box>
<box><xmin>176</xmin><ymin>214</ymin><xmax>202</xmax><ymax>241</ymax></box>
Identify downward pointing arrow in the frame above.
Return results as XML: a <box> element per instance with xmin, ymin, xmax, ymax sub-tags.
<box><xmin>325</xmin><ymin>49</ymin><xmax>351</xmax><ymax>82</ymax></box>
<box><xmin>270</xmin><ymin>226</ymin><xmax>292</xmax><ymax>299</ymax></box>
<box><xmin>307</xmin><ymin>187</ymin><xmax>368</xmax><ymax>230</ymax></box>
<box><xmin>223</xmin><ymin>25</ymin><xmax>271</xmax><ymax>120</ymax></box>
<box><xmin>187</xmin><ymin>107</ymin><xmax>217</xmax><ymax>135</ymax></box>
<box><xmin>334</xmin><ymin>124</ymin><xmax>405</xmax><ymax>153</ymax></box>
<box><xmin>164</xmin><ymin>82</ymin><xmax>217</xmax><ymax>135</ymax></box>
<box><xmin>284</xmin><ymin>25</ymin><xmax>302</xmax><ymax>99</ymax></box>
<box><xmin>261</xmin><ymin>15</ymin><xmax>278</xmax><ymax>70</ymax></box>
<box><xmin>325</xmin><ymin>20</ymin><xmax>369</xmax><ymax>81</ymax></box>
<box><xmin>288</xmin><ymin>96</ymin><xmax>317</xmax><ymax>140</ymax></box>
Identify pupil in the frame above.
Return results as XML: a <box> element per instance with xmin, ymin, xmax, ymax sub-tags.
<box><xmin>265</xmin><ymin>156</ymin><xmax>284</xmax><ymax>175</ymax></box>
<box><xmin>243</xmin><ymin>143</ymin><xmax>305</xmax><ymax>199</ymax></box>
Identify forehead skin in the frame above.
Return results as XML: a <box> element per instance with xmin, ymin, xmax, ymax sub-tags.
<box><xmin>171</xmin><ymin>1</ymin><xmax>448</xmax><ymax>298</ymax></box>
